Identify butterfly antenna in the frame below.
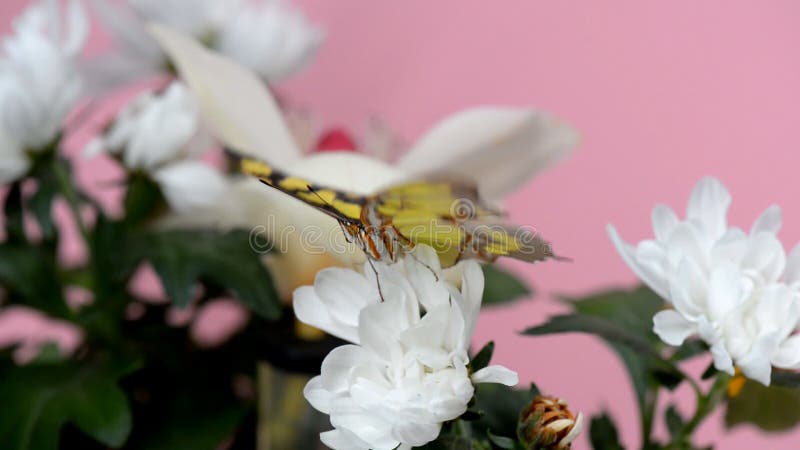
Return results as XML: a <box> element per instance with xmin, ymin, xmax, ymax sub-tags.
<box><xmin>306</xmin><ymin>185</ymin><xmax>331</xmax><ymax>206</ymax></box>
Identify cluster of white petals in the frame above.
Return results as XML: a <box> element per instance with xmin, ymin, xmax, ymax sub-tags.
<box><xmin>0</xmin><ymin>0</ymin><xmax>88</xmax><ymax>182</ymax></box>
<box><xmin>85</xmin><ymin>81</ymin><xmax>226</xmax><ymax>213</ymax></box>
<box><xmin>89</xmin><ymin>0</ymin><xmax>322</xmax><ymax>90</ymax></box>
<box><xmin>294</xmin><ymin>245</ymin><xmax>519</xmax><ymax>449</ymax></box>
<box><xmin>609</xmin><ymin>177</ymin><xmax>800</xmax><ymax>385</ymax></box>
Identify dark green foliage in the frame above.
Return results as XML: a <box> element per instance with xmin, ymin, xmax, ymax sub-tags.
<box><xmin>589</xmin><ymin>413</ymin><xmax>624</xmax><ymax>450</ymax></box>
<box><xmin>481</xmin><ymin>265</ymin><xmax>531</xmax><ymax>306</ymax></box>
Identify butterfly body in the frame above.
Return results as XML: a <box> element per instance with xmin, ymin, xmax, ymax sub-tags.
<box><xmin>231</xmin><ymin>151</ymin><xmax>557</xmax><ymax>267</ymax></box>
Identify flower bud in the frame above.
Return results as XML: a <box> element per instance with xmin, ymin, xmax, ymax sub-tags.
<box><xmin>518</xmin><ymin>395</ymin><xmax>584</xmax><ymax>449</ymax></box>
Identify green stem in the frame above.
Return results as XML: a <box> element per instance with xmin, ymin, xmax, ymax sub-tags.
<box><xmin>52</xmin><ymin>158</ymin><xmax>88</xmax><ymax>240</ymax></box>
<box><xmin>642</xmin><ymin>385</ymin><xmax>659</xmax><ymax>448</ymax></box>
<box><xmin>668</xmin><ymin>373</ymin><xmax>730</xmax><ymax>448</ymax></box>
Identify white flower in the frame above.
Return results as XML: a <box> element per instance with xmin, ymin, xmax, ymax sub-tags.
<box><xmin>296</xmin><ymin>245</ymin><xmax>518</xmax><ymax>449</ymax></box>
<box><xmin>0</xmin><ymin>0</ymin><xmax>87</xmax><ymax>151</ymax></box>
<box><xmin>608</xmin><ymin>177</ymin><xmax>800</xmax><ymax>385</ymax></box>
<box><xmin>88</xmin><ymin>0</ymin><xmax>320</xmax><ymax>91</ymax></box>
<box><xmin>215</xmin><ymin>0</ymin><xmax>323</xmax><ymax>82</ymax></box>
<box><xmin>85</xmin><ymin>81</ymin><xmax>226</xmax><ymax>213</ymax></box>
<box><xmin>0</xmin><ymin>128</ymin><xmax>27</xmax><ymax>184</ymax></box>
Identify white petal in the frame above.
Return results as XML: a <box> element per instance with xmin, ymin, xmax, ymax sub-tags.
<box><xmin>709</xmin><ymin>338</ymin><xmax>735</xmax><ymax>376</ymax></box>
<box><xmin>784</xmin><ymin>243</ymin><xmax>800</xmax><ymax>285</ymax></box>
<box><xmin>0</xmin><ymin>129</ymin><xmax>29</xmax><ymax>183</ymax></box>
<box><xmin>706</xmin><ymin>264</ymin><xmax>746</xmax><ymax>323</ymax></box>
<box><xmin>773</xmin><ymin>335</ymin><xmax>800</xmax><ymax>369</ymax></box>
<box><xmin>392</xmin><ymin>421</ymin><xmax>442</xmax><ymax>447</ymax></box>
<box><xmin>293</xmin><ymin>285</ymin><xmax>357</xmax><ymax>344</ymax></box>
<box><xmin>653</xmin><ymin>310</ymin><xmax>696</xmax><ymax>346</ymax></box>
<box><xmin>65</xmin><ymin>0</ymin><xmax>89</xmax><ymax>57</ymax></box>
<box><xmin>742</xmin><ymin>232</ymin><xmax>786</xmax><ymax>283</ymax></box>
<box><xmin>685</xmin><ymin>176</ymin><xmax>731</xmax><ymax>240</ymax></box>
<box><xmin>607</xmin><ymin>224</ymin><xmax>669</xmax><ymax>299</ymax></box>
<box><xmin>319</xmin><ymin>345</ymin><xmax>369</xmax><ymax>393</ymax></box>
<box><xmin>90</xmin><ymin>0</ymin><xmax>162</xmax><ymax>62</ymax></box>
<box><xmin>147</xmin><ymin>23</ymin><xmax>301</xmax><ymax>165</ymax></box>
<box><xmin>667</xmin><ymin>259</ymin><xmax>706</xmax><ymax>318</ymax></box>
<box><xmin>560</xmin><ymin>412</ymin><xmax>584</xmax><ymax>448</ymax></box>
<box><xmin>314</xmin><ymin>268</ymin><xmax>377</xmax><ymax>331</ymax></box>
<box><xmin>664</xmin><ymin>223</ymin><xmax>709</xmax><ymax>271</ymax></box>
<box><xmin>288</xmin><ymin>151</ymin><xmax>406</xmax><ymax>195</ymax></box>
<box><xmin>319</xmin><ymin>429</ymin><xmax>371</xmax><ymax>450</ymax></box>
<box><xmin>152</xmin><ymin>161</ymin><xmax>227</xmax><ymax>213</ymax></box>
<box><xmin>303</xmin><ymin>375</ymin><xmax>334</xmax><ymax>414</ymax></box>
<box><xmin>471</xmin><ymin>365</ymin><xmax>519</xmax><ymax>386</ymax></box>
<box><xmin>457</xmin><ymin>261</ymin><xmax>484</xmax><ymax>342</ymax></box>
<box><xmin>358</xmin><ymin>300</ymin><xmax>410</xmax><ymax>357</ymax></box>
<box><xmin>738</xmin><ymin>333</ymin><xmax>780</xmax><ymax>386</ymax></box>
<box><xmin>750</xmin><ymin>205</ymin><xmax>782</xmax><ymax>236</ymax></box>
<box><xmin>398</xmin><ymin>108</ymin><xmax>579</xmax><ymax>203</ymax></box>
<box><xmin>651</xmin><ymin>204</ymin><xmax>679</xmax><ymax>242</ymax></box>
<box><xmin>329</xmin><ymin>397</ymin><xmax>398</xmax><ymax>450</ymax></box>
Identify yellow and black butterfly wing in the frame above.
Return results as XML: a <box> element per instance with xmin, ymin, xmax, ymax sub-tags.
<box><xmin>228</xmin><ymin>149</ymin><xmax>366</xmax><ymax>223</ymax></box>
<box><xmin>462</xmin><ymin>221</ymin><xmax>558</xmax><ymax>264</ymax></box>
<box><xmin>376</xmin><ymin>180</ymin><xmax>558</xmax><ymax>266</ymax></box>
<box><xmin>390</xmin><ymin>209</ymin><xmax>467</xmax><ymax>267</ymax></box>
<box><xmin>376</xmin><ymin>179</ymin><xmax>500</xmax><ymax>220</ymax></box>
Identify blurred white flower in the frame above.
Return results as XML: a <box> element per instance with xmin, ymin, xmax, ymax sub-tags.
<box><xmin>0</xmin><ymin>0</ymin><xmax>87</xmax><ymax>151</ymax></box>
<box><xmin>608</xmin><ymin>177</ymin><xmax>800</xmax><ymax>385</ymax></box>
<box><xmin>0</xmin><ymin>128</ymin><xmax>27</xmax><ymax>184</ymax></box>
<box><xmin>215</xmin><ymin>0</ymin><xmax>324</xmax><ymax>82</ymax></box>
<box><xmin>88</xmin><ymin>0</ymin><xmax>320</xmax><ymax>91</ymax></box>
<box><xmin>128</xmin><ymin>0</ymin><xmax>236</xmax><ymax>36</ymax></box>
<box><xmin>85</xmin><ymin>81</ymin><xmax>226</xmax><ymax>213</ymax></box>
<box><xmin>297</xmin><ymin>245</ymin><xmax>518</xmax><ymax>449</ymax></box>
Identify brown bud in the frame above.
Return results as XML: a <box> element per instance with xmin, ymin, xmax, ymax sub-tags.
<box><xmin>518</xmin><ymin>395</ymin><xmax>583</xmax><ymax>450</ymax></box>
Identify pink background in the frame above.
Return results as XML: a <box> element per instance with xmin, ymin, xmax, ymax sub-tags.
<box><xmin>4</xmin><ymin>1</ymin><xmax>800</xmax><ymax>448</ymax></box>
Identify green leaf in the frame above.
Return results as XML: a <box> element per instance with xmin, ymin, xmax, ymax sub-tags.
<box><xmin>0</xmin><ymin>243</ymin><xmax>70</xmax><ymax>318</ymax></box>
<box><xmin>470</xmin><ymin>383</ymin><xmax>533</xmax><ymax>441</ymax></box>
<box><xmin>522</xmin><ymin>314</ymin><xmax>658</xmax><ymax>356</ymax></box>
<box><xmin>4</xmin><ymin>182</ymin><xmax>26</xmax><ymax>243</ymax></box>
<box><xmin>589</xmin><ymin>413</ymin><xmax>624</xmax><ymax>450</ymax></box>
<box><xmin>671</xmin><ymin>339</ymin><xmax>709</xmax><ymax>362</ymax></box>
<box><xmin>0</xmin><ymin>355</ymin><xmax>139</xmax><ymax>450</ymax></box>
<box><xmin>726</xmin><ymin>380</ymin><xmax>800</xmax><ymax>431</ymax></box>
<box><xmin>471</xmin><ymin>341</ymin><xmax>494</xmax><ymax>372</ymax></box>
<box><xmin>771</xmin><ymin>371</ymin><xmax>800</xmax><ymax>388</ymax></box>
<box><xmin>521</xmin><ymin>314</ymin><xmax>683</xmax><ymax>387</ymax></box>
<box><xmin>700</xmin><ymin>363</ymin><xmax>717</xmax><ymax>380</ymax></box>
<box><xmin>27</xmin><ymin>158</ymin><xmax>68</xmax><ymax>242</ymax></box>
<box><xmin>124</xmin><ymin>173</ymin><xmax>167</xmax><ymax>226</ymax></box>
<box><xmin>144</xmin><ymin>229</ymin><xmax>281</xmax><ymax>319</ymax></box>
<box><xmin>533</xmin><ymin>286</ymin><xmax>682</xmax><ymax>446</ymax></box>
<box><xmin>665</xmin><ymin>404</ymin><xmax>684</xmax><ymax>438</ymax></box>
<box><xmin>487</xmin><ymin>430</ymin><xmax>516</xmax><ymax>449</ymax></box>
<box><xmin>481</xmin><ymin>264</ymin><xmax>531</xmax><ymax>306</ymax></box>
<box><xmin>563</xmin><ymin>285</ymin><xmax>663</xmax><ymax>342</ymax></box>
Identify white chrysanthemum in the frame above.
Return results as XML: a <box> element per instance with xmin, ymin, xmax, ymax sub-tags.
<box><xmin>0</xmin><ymin>0</ymin><xmax>87</xmax><ymax>152</ymax></box>
<box><xmin>295</xmin><ymin>245</ymin><xmax>518</xmax><ymax>450</ymax></box>
<box><xmin>88</xmin><ymin>0</ymin><xmax>320</xmax><ymax>91</ymax></box>
<box><xmin>215</xmin><ymin>0</ymin><xmax>323</xmax><ymax>82</ymax></box>
<box><xmin>0</xmin><ymin>127</ymin><xmax>27</xmax><ymax>184</ymax></box>
<box><xmin>608</xmin><ymin>177</ymin><xmax>800</xmax><ymax>385</ymax></box>
<box><xmin>85</xmin><ymin>81</ymin><xmax>226</xmax><ymax>213</ymax></box>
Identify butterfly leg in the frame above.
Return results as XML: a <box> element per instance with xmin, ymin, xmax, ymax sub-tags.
<box><xmin>337</xmin><ymin>220</ymin><xmax>353</xmax><ymax>243</ymax></box>
<box><xmin>396</xmin><ymin>239</ymin><xmax>439</xmax><ymax>281</ymax></box>
<box><xmin>366</xmin><ymin>256</ymin><xmax>386</xmax><ymax>302</ymax></box>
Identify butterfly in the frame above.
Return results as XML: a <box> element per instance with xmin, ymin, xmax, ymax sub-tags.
<box><xmin>229</xmin><ymin>150</ymin><xmax>560</xmax><ymax>268</ymax></box>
